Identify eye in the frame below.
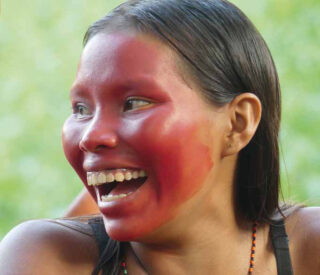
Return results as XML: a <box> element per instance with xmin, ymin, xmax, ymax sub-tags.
<box><xmin>123</xmin><ymin>97</ymin><xmax>153</xmax><ymax>112</ymax></box>
<box><xmin>72</xmin><ymin>103</ymin><xmax>92</xmax><ymax>119</ymax></box>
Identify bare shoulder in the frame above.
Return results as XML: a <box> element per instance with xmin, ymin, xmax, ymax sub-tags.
<box><xmin>0</xmin><ymin>219</ymin><xmax>99</xmax><ymax>275</ymax></box>
<box><xmin>285</xmin><ymin>207</ymin><xmax>320</xmax><ymax>274</ymax></box>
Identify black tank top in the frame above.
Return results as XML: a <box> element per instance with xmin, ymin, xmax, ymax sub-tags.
<box><xmin>89</xmin><ymin>217</ymin><xmax>293</xmax><ymax>275</ymax></box>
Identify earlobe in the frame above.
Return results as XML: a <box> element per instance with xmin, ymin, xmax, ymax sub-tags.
<box><xmin>222</xmin><ymin>93</ymin><xmax>261</xmax><ymax>157</ymax></box>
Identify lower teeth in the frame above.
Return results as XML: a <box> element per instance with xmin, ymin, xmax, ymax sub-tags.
<box><xmin>101</xmin><ymin>192</ymin><xmax>132</xmax><ymax>202</ymax></box>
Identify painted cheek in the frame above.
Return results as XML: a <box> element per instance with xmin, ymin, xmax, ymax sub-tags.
<box><xmin>152</xmin><ymin>122</ymin><xmax>213</xmax><ymax>207</ymax></box>
<box><xmin>122</xmin><ymin>106</ymin><xmax>213</xmax><ymax>210</ymax></box>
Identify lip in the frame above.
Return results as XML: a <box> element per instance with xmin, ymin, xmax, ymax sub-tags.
<box><xmin>83</xmin><ymin>157</ymin><xmax>144</xmax><ymax>173</ymax></box>
<box><xmin>82</xmin><ymin>150</ymin><xmax>146</xmax><ymax>169</ymax></box>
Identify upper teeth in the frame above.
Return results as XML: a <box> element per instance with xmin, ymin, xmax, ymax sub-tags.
<box><xmin>87</xmin><ymin>169</ymin><xmax>147</xmax><ymax>186</ymax></box>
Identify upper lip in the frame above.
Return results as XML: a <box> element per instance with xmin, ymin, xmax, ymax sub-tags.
<box><xmin>83</xmin><ymin>156</ymin><xmax>144</xmax><ymax>173</ymax></box>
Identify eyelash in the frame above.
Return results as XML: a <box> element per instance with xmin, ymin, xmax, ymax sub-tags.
<box><xmin>72</xmin><ymin>97</ymin><xmax>153</xmax><ymax>118</ymax></box>
<box><xmin>123</xmin><ymin>97</ymin><xmax>153</xmax><ymax>112</ymax></box>
<box><xmin>72</xmin><ymin>103</ymin><xmax>91</xmax><ymax>119</ymax></box>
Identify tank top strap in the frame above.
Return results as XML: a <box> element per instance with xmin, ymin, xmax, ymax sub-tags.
<box><xmin>270</xmin><ymin>219</ymin><xmax>294</xmax><ymax>275</ymax></box>
<box><xmin>88</xmin><ymin>216</ymin><xmax>109</xmax><ymax>256</ymax></box>
<box><xmin>88</xmin><ymin>217</ymin><xmax>121</xmax><ymax>275</ymax></box>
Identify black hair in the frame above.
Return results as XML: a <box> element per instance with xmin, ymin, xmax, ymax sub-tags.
<box><xmin>84</xmin><ymin>1</ymin><xmax>282</xmax><ymax>274</ymax></box>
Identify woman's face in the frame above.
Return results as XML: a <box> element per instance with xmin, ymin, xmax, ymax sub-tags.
<box><xmin>63</xmin><ymin>32</ymin><xmax>229</xmax><ymax>241</ymax></box>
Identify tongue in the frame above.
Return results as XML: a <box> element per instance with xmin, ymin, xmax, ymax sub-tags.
<box><xmin>109</xmin><ymin>178</ymin><xmax>146</xmax><ymax>196</ymax></box>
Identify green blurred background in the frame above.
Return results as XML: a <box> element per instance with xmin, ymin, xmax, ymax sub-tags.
<box><xmin>0</xmin><ymin>0</ymin><xmax>319</xmax><ymax>238</ymax></box>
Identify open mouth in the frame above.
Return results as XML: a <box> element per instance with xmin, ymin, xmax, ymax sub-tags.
<box><xmin>87</xmin><ymin>169</ymin><xmax>148</xmax><ymax>202</ymax></box>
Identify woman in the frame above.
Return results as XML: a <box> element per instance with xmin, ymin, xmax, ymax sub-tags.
<box><xmin>1</xmin><ymin>0</ymin><xmax>320</xmax><ymax>274</ymax></box>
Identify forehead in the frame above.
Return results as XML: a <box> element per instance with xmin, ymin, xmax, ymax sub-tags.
<box><xmin>76</xmin><ymin>32</ymin><xmax>179</xmax><ymax>87</ymax></box>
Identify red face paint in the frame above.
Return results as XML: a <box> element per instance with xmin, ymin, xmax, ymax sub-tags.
<box><xmin>63</xmin><ymin>32</ymin><xmax>225</xmax><ymax>241</ymax></box>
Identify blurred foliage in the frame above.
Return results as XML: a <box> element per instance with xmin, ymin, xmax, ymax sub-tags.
<box><xmin>0</xmin><ymin>0</ymin><xmax>319</xmax><ymax>238</ymax></box>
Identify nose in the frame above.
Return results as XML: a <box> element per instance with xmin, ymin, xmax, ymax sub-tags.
<box><xmin>79</xmin><ymin>118</ymin><xmax>119</xmax><ymax>152</ymax></box>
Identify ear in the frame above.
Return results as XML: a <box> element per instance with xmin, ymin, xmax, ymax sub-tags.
<box><xmin>222</xmin><ymin>93</ymin><xmax>262</xmax><ymax>157</ymax></box>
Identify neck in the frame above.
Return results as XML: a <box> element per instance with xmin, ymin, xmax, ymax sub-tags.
<box><xmin>126</xmin><ymin>189</ymin><xmax>253</xmax><ymax>274</ymax></box>
<box><xmin>127</xmin><ymin>215</ymin><xmax>254</xmax><ymax>274</ymax></box>
<box><xmin>124</xmin><ymin>156</ymin><xmax>264</xmax><ymax>274</ymax></box>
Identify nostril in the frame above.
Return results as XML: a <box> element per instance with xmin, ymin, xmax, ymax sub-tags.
<box><xmin>95</xmin><ymin>144</ymin><xmax>109</xmax><ymax>151</ymax></box>
<box><xmin>79</xmin><ymin>138</ymin><xmax>89</xmax><ymax>152</ymax></box>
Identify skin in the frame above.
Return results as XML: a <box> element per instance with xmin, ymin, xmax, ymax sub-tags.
<box><xmin>62</xmin><ymin>32</ymin><xmax>234</xmax><ymax>242</ymax></box>
<box><xmin>1</xmin><ymin>31</ymin><xmax>320</xmax><ymax>274</ymax></box>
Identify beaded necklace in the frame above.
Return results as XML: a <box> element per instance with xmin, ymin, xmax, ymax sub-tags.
<box><xmin>121</xmin><ymin>261</ymin><xmax>128</xmax><ymax>275</ymax></box>
<box><xmin>121</xmin><ymin>222</ymin><xmax>258</xmax><ymax>275</ymax></box>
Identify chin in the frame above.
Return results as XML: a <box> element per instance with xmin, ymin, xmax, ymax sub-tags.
<box><xmin>101</xmin><ymin>214</ymin><xmax>169</xmax><ymax>242</ymax></box>
<box><xmin>102</xmin><ymin>217</ymin><xmax>147</xmax><ymax>241</ymax></box>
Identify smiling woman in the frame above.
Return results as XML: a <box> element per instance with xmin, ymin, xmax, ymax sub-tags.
<box><xmin>63</xmin><ymin>31</ymin><xmax>233</xmax><ymax>242</ymax></box>
<box><xmin>1</xmin><ymin>0</ymin><xmax>320</xmax><ymax>274</ymax></box>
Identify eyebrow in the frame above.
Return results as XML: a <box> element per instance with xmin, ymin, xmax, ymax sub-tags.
<box><xmin>69</xmin><ymin>87</ymin><xmax>86</xmax><ymax>98</ymax></box>
<box><xmin>70</xmin><ymin>76</ymin><xmax>164</xmax><ymax>97</ymax></box>
<box><xmin>115</xmin><ymin>77</ymin><xmax>163</xmax><ymax>92</ymax></box>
